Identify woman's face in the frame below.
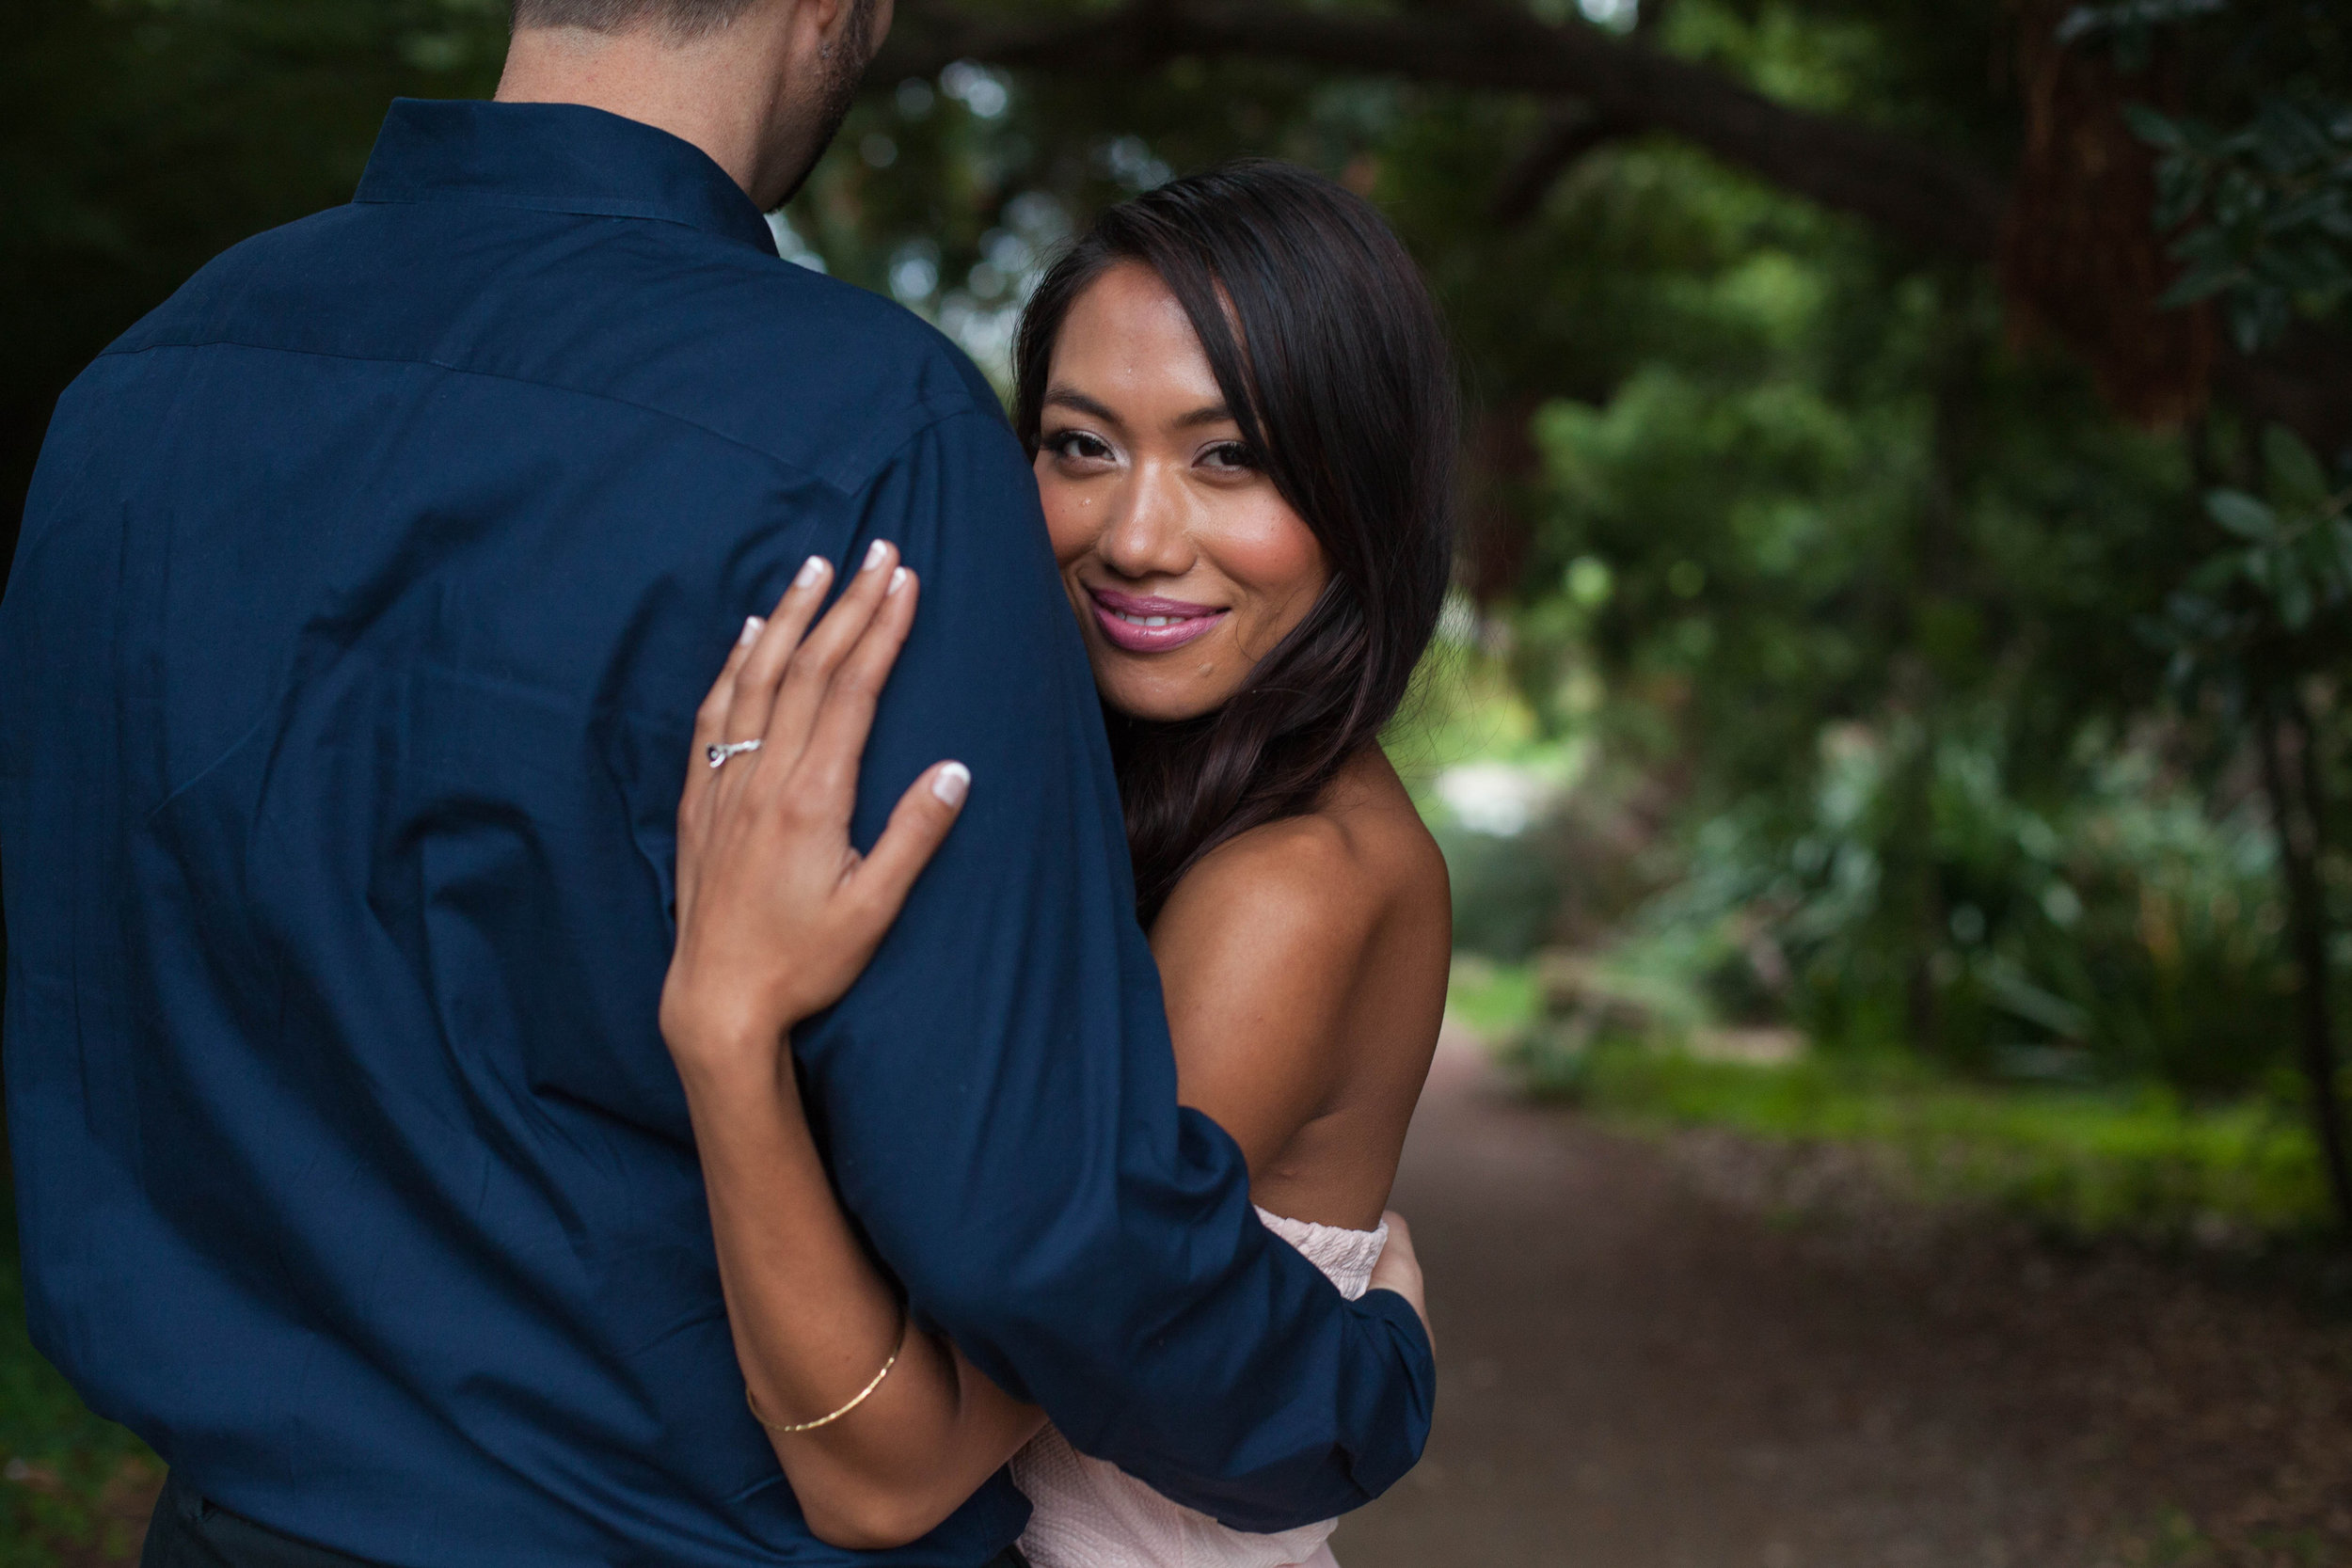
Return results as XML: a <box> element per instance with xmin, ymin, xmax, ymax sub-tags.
<box><xmin>1034</xmin><ymin>262</ymin><xmax>1329</xmax><ymax>723</ymax></box>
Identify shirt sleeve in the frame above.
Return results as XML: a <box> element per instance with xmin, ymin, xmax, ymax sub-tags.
<box><xmin>787</xmin><ymin>404</ymin><xmax>1437</xmax><ymax>1531</ymax></box>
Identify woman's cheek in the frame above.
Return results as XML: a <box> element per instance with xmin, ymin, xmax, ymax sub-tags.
<box><xmin>1037</xmin><ymin>470</ymin><xmax>1101</xmax><ymax>569</ymax></box>
<box><xmin>1212</xmin><ymin>499</ymin><xmax>1327</xmax><ymax>624</ymax></box>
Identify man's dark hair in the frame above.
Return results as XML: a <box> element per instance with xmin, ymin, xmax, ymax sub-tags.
<box><xmin>1014</xmin><ymin>161</ymin><xmax>1461</xmax><ymax>924</ymax></box>
<box><xmin>510</xmin><ymin>0</ymin><xmax>762</xmax><ymax>40</ymax></box>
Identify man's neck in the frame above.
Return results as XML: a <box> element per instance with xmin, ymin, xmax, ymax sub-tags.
<box><xmin>496</xmin><ymin>24</ymin><xmax>798</xmax><ymax>206</ymax></box>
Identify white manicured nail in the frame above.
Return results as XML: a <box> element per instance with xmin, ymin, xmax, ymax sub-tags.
<box><xmin>738</xmin><ymin>616</ymin><xmax>764</xmax><ymax>647</ymax></box>
<box><xmin>888</xmin><ymin>566</ymin><xmax>910</xmax><ymax>596</ymax></box>
<box><xmin>863</xmin><ymin>539</ymin><xmax>892</xmax><ymax>572</ymax></box>
<box><xmin>796</xmin><ymin>556</ymin><xmax>830</xmax><ymax>589</ymax></box>
<box><xmin>931</xmin><ymin>762</ymin><xmax>971</xmax><ymax>807</ymax></box>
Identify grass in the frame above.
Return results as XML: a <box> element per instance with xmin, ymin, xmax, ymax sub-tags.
<box><xmin>1565</xmin><ymin>1048</ymin><xmax>2330</xmax><ymax>1241</ymax></box>
<box><xmin>0</xmin><ymin>1197</ymin><xmax>156</xmax><ymax>1568</ymax></box>
<box><xmin>1452</xmin><ymin>958</ymin><xmax>2340</xmax><ymax>1245</ymax></box>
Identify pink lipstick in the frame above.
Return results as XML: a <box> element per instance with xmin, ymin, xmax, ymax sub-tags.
<box><xmin>1088</xmin><ymin>586</ymin><xmax>1229</xmax><ymax>654</ymax></box>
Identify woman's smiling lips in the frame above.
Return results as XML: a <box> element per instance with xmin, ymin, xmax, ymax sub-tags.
<box><xmin>1088</xmin><ymin>586</ymin><xmax>1230</xmax><ymax>653</ymax></box>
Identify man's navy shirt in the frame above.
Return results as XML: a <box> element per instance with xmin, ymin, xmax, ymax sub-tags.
<box><xmin>0</xmin><ymin>100</ymin><xmax>1434</xmax><ymax>1566</ymax></box>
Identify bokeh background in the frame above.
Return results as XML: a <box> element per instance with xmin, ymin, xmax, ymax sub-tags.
<box><xmin>4</xmin><ymin>1</ymin><xmax>2352</xmax><ymax>1564</ymax></box>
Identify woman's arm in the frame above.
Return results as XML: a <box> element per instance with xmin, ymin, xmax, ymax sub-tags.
<box><xmin>660</xmin><ymin>542</ymin><xmax>1044</xmax><ymax>1550</ymax></box>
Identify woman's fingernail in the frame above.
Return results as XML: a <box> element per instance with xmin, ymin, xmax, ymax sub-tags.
<box><xmin>863</xmin><ymin>539</ymin><xmax>892</xmax><ymax>573</ymax></box>
<box><xmin>796</xmin><ymin>556</ymin><xmax>830</xmax><ymax>590</ymax></box>
<box><xmin>931</xmin><ymin>762</ymin><xmax>971</xmax><ymax>807</ymax></box>
<box><xmin>738</xmin><ymin>616</ymin><xmax>765</xmax><ymax>647</ymax></box>
<box><xmin>888</xmin><ymin>565</ymin><xmax>910</xmax><ymax>596</ymax></box>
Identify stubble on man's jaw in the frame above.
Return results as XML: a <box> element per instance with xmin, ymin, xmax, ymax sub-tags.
<box><xmin>771</xmin><ymin>0</ymin><xmax>882</xmax><ymax>208</ymax></box>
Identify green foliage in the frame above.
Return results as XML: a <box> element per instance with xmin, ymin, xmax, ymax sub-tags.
<box><xmin>2132</xmin><ymin>92</ymin><xmax>2352</xmax><ymax>354</ymax></box>
<box><xmin>1631</xmin><ymin>736</ymin><xmax>2298</xmax><ymax>1091</ymax></box>
<box><xmin>1346</xmin><ymin>8</ymin><xmax>2352</xmax><ymax>1174</ymax></box>
<box><xmin>2160</xmin><ymin>426</ymin><xmax>2352</xmax><ymax>687</ymax></box>
<box><xmin>1474</xmin><ymin>87</ymin><xmax>2247</xmax><ymax>1085</ymax></box>
<box><xmin>1436</xmin><ymin>823</ymin><xmax>1568</xmax><ymax>960</ymax></box>
<box><xmin>0</xmin><ymin>1193</ymin><xmax>154</xmax><ymax>1567</ymax></box>
<box><xmin>1443</xmin><ymin>956</ymin><xmax>1547</xmax><ymax>1043</ymax></box>
<box><xmin>1514</xmin><ymin>1038</ymin><xmax>2335</xmax><ymax>1243</ymax></box>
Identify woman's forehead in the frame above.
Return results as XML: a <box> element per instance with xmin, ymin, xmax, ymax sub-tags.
<box><xmin>1050</xmin><ymin>263</ymin><xmax>1228</xmax><ymax>417</ymax></box>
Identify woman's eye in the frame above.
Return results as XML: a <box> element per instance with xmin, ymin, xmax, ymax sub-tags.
<box><xmin>1200</xmin><ymin>441</ymin><xmax>1261</xmax><ymax>472</ymax></box>
<box><xmin>1047</xmin><ymin>431</ymin><xmax>1114</xmax><ymax>462</ymax></box>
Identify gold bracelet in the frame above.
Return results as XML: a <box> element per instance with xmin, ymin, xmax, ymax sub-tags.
<box><xmin>746</xmin><ymin>1312</ymin><xmax>909</xmax><ymax>1435</ymax></box>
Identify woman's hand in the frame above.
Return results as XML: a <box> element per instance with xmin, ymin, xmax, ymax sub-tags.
<box><xmin>1368</xmin><ymin>1210</ymin><xmax>1431</xmax><ymax>1343</ymax></box>
<box><xmin>661</xmin><ymin>540</ymin><xmax>970</xmax><ymax>1083</ymax></box>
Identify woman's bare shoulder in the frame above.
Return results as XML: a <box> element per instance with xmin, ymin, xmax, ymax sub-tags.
<box><xmin>1156</xmin><ymin>747</ymin><xmax>1448</xmax><ymax>954</ymax></box>
<box><xmin>1152</xmin><ymin>749</ymin><xmax>1450</xmax><ymax>1224</ymax></box>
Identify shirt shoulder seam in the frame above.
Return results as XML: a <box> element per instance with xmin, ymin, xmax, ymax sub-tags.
<box><xmin>347</xmin><ymin>188</ymin><xmax>772</xmax><ymax>252</ymax></box>
<box><xmin>94</xmin><ymin>337</ymin><xmax>985</xmax><ymax>497</ymax></box>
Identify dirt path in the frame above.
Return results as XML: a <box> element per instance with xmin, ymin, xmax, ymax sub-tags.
<box><xmin>1331</xmin><ymin>1031</ymin><xmax>2352</xmax><ymax>1568</ymax></box>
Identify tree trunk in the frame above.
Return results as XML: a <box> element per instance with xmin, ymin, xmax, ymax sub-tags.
<box><xmin>2255</xmin><ymin>691</ymin><xmax>2352</xmax><ymax>1238</ymax></box>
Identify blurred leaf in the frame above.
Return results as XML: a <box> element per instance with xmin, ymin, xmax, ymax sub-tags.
<box><xmin>2183</xmin><ymin>554</ymin><xmax>2245</xmax><ymax>595</ymax></box>
<box><xmin>2206</xmin><ymin>488</ymin><xmax>2279</xmax><ymax>539</ymax></box>
<box><xmin>2277</xmin><ymin>559</ymin><xmax>2315</xmax><ymax>628</ymax></box>
<box><xmin>2263</xmin><ymin>425</ymin><xmax>2333</xmax><ymax>510</ymax></box>
<box><xmin>2122</xmin><ymin>102</ymin><xmax>2186</xmax><ymax>148</ymax></box>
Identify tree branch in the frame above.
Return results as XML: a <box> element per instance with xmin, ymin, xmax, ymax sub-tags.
<box><xmin>876</xmin><ymin>0</ymin><xmax>2009</xmax><ymax>260</ymax></box>
<box><xmin>1489</xmin><ymin>102</ymin><xmax>1631</xmax><ymax>226</ymax></box>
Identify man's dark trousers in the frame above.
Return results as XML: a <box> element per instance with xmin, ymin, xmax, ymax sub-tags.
<box><xmin>140</xmin><ymin>1473</ymin><xmax>1032</xmax><ymax>1568</ymax></box>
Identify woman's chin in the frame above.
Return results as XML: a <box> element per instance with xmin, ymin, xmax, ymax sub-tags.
<box><xmin>1093</xmin><ymin>674</ymin><xmax>1235</xmax><ymax>726</ymax></box>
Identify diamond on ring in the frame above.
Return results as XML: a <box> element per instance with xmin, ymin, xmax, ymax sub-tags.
<box><xmin>707</xmin><ymin>738</ymin><xmax>764</xmax><ymax>769</ymax></box>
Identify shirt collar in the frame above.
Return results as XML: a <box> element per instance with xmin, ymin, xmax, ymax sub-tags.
<box><xmin>354</xmin><ymin>98</ymin><xmax>780</xmax><ymax>258</ymax></box>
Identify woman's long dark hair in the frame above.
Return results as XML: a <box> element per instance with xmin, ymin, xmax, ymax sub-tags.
<box><xmin>1013</xmin><ymin>161</ymin><xmax>1459</xmax><ymax>923</ymax></box>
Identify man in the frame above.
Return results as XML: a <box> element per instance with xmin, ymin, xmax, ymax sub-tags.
<box><xmin>0</xmin><ymin>1</ymin><xmax>1435</xmax><ymax>1564</ymax></box>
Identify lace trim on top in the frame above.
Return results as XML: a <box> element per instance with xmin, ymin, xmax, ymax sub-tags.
<box><xmin>1250</xmin><ymin>1208</ymin><xmax>1388</xmax><ymax>1302</ymax></box>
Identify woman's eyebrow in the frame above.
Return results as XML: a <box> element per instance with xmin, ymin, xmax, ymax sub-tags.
<box><xmin>1042</xmin><ymin>387</ymin><xmax>1122</xmax><ymax>424</ymax></box>
<box><xmin>1172</xmin><ymin>402</ymin><xmax>1236</xmax><ymax>429</ymax></box>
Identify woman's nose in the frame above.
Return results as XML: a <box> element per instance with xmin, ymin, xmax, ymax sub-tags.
<box><xmin>1099</xmin><ymin>467</ymin><xmax>1197</xmax><ymax>580</ymax></box>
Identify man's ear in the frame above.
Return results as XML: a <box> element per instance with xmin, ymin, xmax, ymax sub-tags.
<box><xmin>800</xmin><ymin>0</ymin><xmax>890</xmax><ymax>58</ymax></box>
<box><xmin>795</xmin><ymin>0</ymin><xmax>847</xmax><ymax>43</ymax></box>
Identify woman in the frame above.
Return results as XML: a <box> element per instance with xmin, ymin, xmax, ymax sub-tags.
<box><xmin>660</xmin><ymin>161</ymin><xmax>1457</xmax><ymax>1565</ymax></box>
